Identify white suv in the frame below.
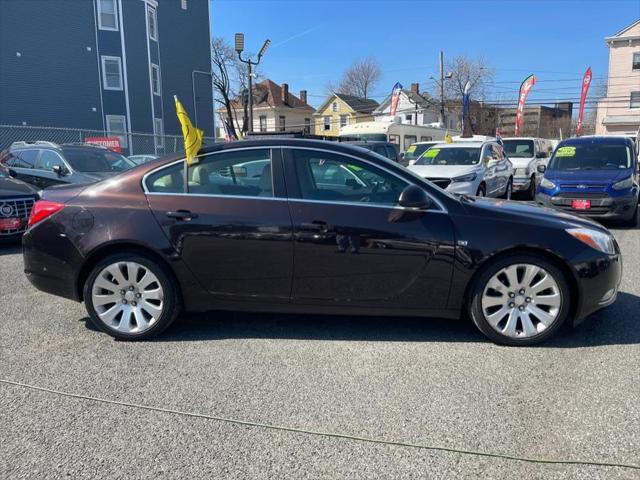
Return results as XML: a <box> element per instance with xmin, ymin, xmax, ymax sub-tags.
<box><xmin>501</xmin><ymin>137</ymin><xmax>552</xmax><ymax>199</ymax></box>
<box><xmin>408</xmin><ymin>141</ymin><xmax>514</xmax><ymax>198</ymax></box>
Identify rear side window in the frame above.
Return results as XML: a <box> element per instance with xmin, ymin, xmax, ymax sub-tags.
<box><xmin>146</xmin><ymin>162</ymin><xmax>185</xmax><ymax>193</ymax></box>
<box><xmin>14</xmin><ymin>149</ymin><xmax>39</xmax><ymax>168</ymax></box>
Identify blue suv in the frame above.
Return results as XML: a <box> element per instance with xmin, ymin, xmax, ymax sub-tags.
<box><xmin>536</xmin><ymin>136</ymin><xmax>638</xmax><ymax>227</ymax></box>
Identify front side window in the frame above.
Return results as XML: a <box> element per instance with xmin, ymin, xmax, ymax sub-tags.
<box><xmin>278</xmin><ymin>116</ymin><xmax>286</xmax><ymax>132</ymax></box>
<box><xmin>101</xmin><ymin>56</ymin><xmax>123</xmax><ymax>90</ymax></box>
<box><xmin>98</xmin><ymin>0</ymin><xmax>118</xmax><ymax>30</ymax></box>
<box><xmin>630</xmin><ymin>91</ymin><xmax>640</xmax><ymax>109</ymax></box>
<box><xmin>36</xmin><ymin>150</ymin><xmax>67</xmax><ymax>172</ymax></box>
<box><xmin>188</xmin><ymin>149</ymin><xmax>273</xmax><ymax>197</ymax></box>
<box><xmin>151</xmin><ymin>64</ymin><xmax>161</xmax><ymax>95</ymax></box>
<box><xmin>14</xmin><ymin>149</ymin><xmax>39</xmax><ymax>168</ymax></box>
<box><xmin>147</xmin><ymin>5</ymin><xmax>158</xmax><ymax>41</ymax></box>
<box><xmin>105</xmin><ymin>115</ymin><xmax>128</xmax><ymax>148</ymax></box>
<box><xmin>633</xmin><ymin>52</ymin><xmax>640</xmax><ymax>70</ymax></box>
<box><xmin>291</xmin><ymin>149</ymin><xmax>407</xmax><ymax>207</ymax></box>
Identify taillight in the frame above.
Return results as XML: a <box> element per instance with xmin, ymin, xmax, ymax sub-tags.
<box><xmin>28</xmin><ymin>200</ymin><xmax>65</xmax><ymax>228</ymax></box>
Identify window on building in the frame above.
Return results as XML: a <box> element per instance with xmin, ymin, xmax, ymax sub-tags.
<box><xmin>154</xmin><ymin>118</ymin><xmax>164</xmax><ymax>148</ymax></box>
<box><xmin>304</xmin><ymin>118</ymin><xmax>311</xmax><ymax>134</ymax></box>
<box><xmin>633</xmin><ymin>52</ymin><xmax>640</xmax><ymax>70</ymax></box>
<box><xmin>405</xmin><ymin>114</ymin><xmax>412</xmax><ymax>123</ymax></box>
<box><xmin>278</xmin><ymin>115</ymin><xmax>286</xmax><ymax>132</ymax></box>
<box><xmin>323</xmin><ymin>116</ymin><xmax>331</xmax><ymax>131</ymax></box>
<box><xmin>631</xmin><ymin>92</ymin><xmax>640</xmax><ymax>109</ymax></box>
<box><xmin>151</xmin><ymin>64</ymin><xmax>161</xmax><ymax>96</ymax></box>
<box><xmin>259</xmin><ymin>115</ymin><xmax>267</xmax><ymax>132</ymax></box>
<box><xmin>420</xmin><ymin>136</ymin><xmax>432</xmax><ymax>142</ymax></box>
<box><xmin>332</xmin><ymin>102</ymin><xmax>339</xmax><ymax>112</ymax></box>
<box><xmin>340</xmin><ymin>115</ymin><xmax>349</xmax><ymax>128</ymax></box>
<box><xmin>101</xmin><ymin>56</ymin><xmax>123</xmax><ymax>90</ymax></box>
<box><xmin>147</xmin><ymin>5</ymin><xmax>158</xmax><ymax>41</ymax></box>
<box><xmin>106</xmin><ymin>115</ymin><xmax>128</xmax><ymax>148</ymax></box>
<box><xmin>181</xmin><ymin>0</ymin><xmax>188</xmax><ymax>9</ymax></box>
<box><xmin>98</xmin><ymin>0</ymin><xmax>118</xmax><ymax>31</ymax></box>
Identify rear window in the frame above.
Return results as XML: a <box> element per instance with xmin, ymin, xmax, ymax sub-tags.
<box><xmin>61</xmin><ymin>147</ymin><xmax>135</xmax><ymax>173</ymax></box>
<box><xmin>548</xmin><ymin>143</ymin><xmax>632</xmax><ymax>171</ymax></box>
<box><xmin>503</xmin><ymin>140</ymin><xmax>534</xmax><ymax>158</ymax></box>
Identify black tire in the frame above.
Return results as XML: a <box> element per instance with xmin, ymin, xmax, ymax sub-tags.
<box><xmin>83</xmin><ymin>253</ymin><xmax>180</xmax><ymax>340</ymax></box>
<box><xmin>501</xmin><ymin>178</ymin><xmax>513</xmax><ymax>199</ymax></box>
<box><xmin>475</xmin><ymin>184</ymin><xmax>486</xmax><ymax>197</ymax></box>
<box><xmin>468</xmin><ymin>253</ymin><xmax>571</xmax><ymax>346</ymax></box>
<box><xmin>621</xmin><ymin>205</ymin><xmax>638</xmax><ymax>228</ymax></box>
<box><xmin>527</xmin><ymin>174</ymin><xmax>536</xmax><ymax>200</ymax></box>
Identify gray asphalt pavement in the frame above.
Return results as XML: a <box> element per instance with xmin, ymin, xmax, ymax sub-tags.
<box><xmin>1</xmin><ymin>225</ymin><xmax>639</xmax><ymax>479</ymax></box>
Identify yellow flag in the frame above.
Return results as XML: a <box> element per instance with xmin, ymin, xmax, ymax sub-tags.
<box><xmin>175</xmin><ymin>95</ymin><xmax>203</xmax><ymax>165</ymax></box>
<box><xmin>444</xmin><ymin>131</ymin><xmax>453</xmax><ymax>144</ymax></box>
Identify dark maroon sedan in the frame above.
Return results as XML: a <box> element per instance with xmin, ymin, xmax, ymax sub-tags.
<box><xmin>23</xmin><ymin>139</ymin><xmax>622</xmax><ymax>345</ymax></box>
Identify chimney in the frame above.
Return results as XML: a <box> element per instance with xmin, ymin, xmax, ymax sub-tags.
<box><xmin>299</xmin><ymin>89</ymin><xmax>307</xmax><ymax>105</ymax></box>
<box><xmin>411</xmin><ymin>83</ymin><xmax>420</xmax><ymax>94</ymax></box>
<box><xmin>281</xmin><ymin>83</ymin><xmax>289</xmax><ymax>105</ymax></box>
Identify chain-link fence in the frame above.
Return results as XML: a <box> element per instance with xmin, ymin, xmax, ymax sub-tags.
<box><xmin>0</xmin><ymin>124</ymin><xmax>216</xmax><ymax>157</ymax></box>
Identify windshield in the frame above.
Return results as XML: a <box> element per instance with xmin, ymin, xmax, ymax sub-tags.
<box><xmin>62</xmin><ymin>147</ymin><xmax>136</xmax><ymax>173</ymax></box>
<box><xmin>404</xmin><ymin>143</ymin><xmax>435</xmax><ymax>161</ymax></box>
<box><xmin>414</xmin><ymin>147</ymin><xmax>480</xmax><ymax>166</ymax></box>
<box><xmin>547</xmin><ymin>144</ymin><xmax>632</xmax><ymax>171</ymax></box>
<box><xmin>503</xmin><ymin>139</ymin><xmax>534</xmax><ymax>158</ymax></box>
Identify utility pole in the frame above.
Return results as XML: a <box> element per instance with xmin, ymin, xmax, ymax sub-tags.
<box><xmin>439</xmin><ymin>51</ymin><xmax>445</xmax><ymax>127</ymax></box>
<box><xmin>235</xmin><ymin>33</ymin><xmax>270</xmax><ymax>135</ymax></box>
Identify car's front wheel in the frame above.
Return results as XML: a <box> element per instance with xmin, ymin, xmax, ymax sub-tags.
<box><xmin>469</xmin><ymin>253</ymin><xmax>570</xmax><ymax>346</ymax></box>
<box><xmin>83</xmin><ymin>253</ymin><xmax>180</xmax><ymax>340</ymax></box>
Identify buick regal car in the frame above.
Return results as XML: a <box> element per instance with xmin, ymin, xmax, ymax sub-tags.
<box><xmin>23</xmin><ymin>139</ymin><xmax>621</xmax><ymax>345</ymax></box>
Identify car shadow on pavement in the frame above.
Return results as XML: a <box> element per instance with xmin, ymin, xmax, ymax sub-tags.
<box><xmin>0</xmin><ymin>243</ymin><xmax>21</xmax><ymax>255</ymax></box>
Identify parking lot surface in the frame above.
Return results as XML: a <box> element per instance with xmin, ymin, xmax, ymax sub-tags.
<box><xmin>1</xmin><ymin>225</ymin><xmax>639</xmax><ymax>479</ymax></box>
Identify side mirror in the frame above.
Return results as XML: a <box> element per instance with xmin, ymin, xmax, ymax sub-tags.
<box><xmin>537</xmin><ymin>164</ymin><xmax>546</xmax><ymax>174</ymax></box>
<box><xmin>52</xmin><ymin>165</ymin><xmax>65</xmax><ymax>176</ymax></box>
<box><xmin>398</xmin><ymin>185</ymin><xmax>432</xmax><ymax>209</ymax></box>
<box><xmin>400</xmin><ymin>152</ymin><xmax>405</xmax><ymax>159</ymax></box>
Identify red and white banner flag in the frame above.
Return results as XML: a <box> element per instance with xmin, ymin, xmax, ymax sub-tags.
<box><xmin>514</xmin><ymin>74</ymin><xmax>536</xmax><ymax>136</ymax></box>
<box><xmin>389</xmin><ymin>82</ymin><xmax>402</xmax><ymax>116</ymax></box>
<box><xmin>576</xmin><ymin>67</ymin><xmax>592</xmax><ymax>136</ymax></box>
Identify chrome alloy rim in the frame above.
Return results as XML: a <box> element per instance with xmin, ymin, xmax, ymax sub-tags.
<box><xmin>91</xmin><ymin>262</ymin><xmax>164</xmax><ymax>334</ymax></box>
<box><xmin>481</xmin><ymin>264</ymin><xmax>562</xmax><ymax>339</ymax></box>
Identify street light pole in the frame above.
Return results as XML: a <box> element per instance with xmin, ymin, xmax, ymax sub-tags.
<box><xmin>439</xmin><ymin>51</ymin><xmax>445</xmax><ymax>127</ymax></box>
<box><xmin>235</xmin><ymin>33</ymin><xmax>270</xmax><ymax>135</ymax></box>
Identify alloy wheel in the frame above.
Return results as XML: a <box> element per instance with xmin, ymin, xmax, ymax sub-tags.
<box><xmin>91</xmin><ymin>261</ymin><xmax>164</xmax><ymax>334</ymax></box>
<box><xmin>481</xmin><ymin>263</ymin><xmax>562</xmax><ymax>339</ymax></box>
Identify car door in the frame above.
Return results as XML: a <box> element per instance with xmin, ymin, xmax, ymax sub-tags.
<box><xmin>282</xmin><ymin>147</ymin><xmax>455</xmax><ymax>312</ymax></box>
<box><xmin>144</xmin><ymin>147</ymin><xmax>293</xmax><ymax>303</ymax></box>
<box><xmin>33</xmin><ymin>150</ymin><xmax>70</xmax><ymax>188</ymax></box>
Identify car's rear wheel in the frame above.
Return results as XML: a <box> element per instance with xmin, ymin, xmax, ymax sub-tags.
<box><xmin>84</xmin><ymin>253</ymin><xmax>180</xmax><ymax>340</ymax></box>
<box><xmin>475</xmin><ymin>184</ymin><xmax>486</xmax><ymax>197</ymax></box>
<box><xmin>527</xmin><ymin>174</ymin><xmax>536</xmax><ymax>200</ymax></box>
<box><xmin>501</xmin><ymin>178</ymin><xmax>513</xmax><ymax>200</ymax></box>
<box><xmin>469</xmin><ymin>253</ymin><xmax>570</xmax><ymax>346</ymax></box>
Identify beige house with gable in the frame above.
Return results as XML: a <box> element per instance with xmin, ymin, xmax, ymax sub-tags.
<box><xmin>596</xmin><ymin>19</ymin><xmax>640</xmax><ymax>135</ymax></box>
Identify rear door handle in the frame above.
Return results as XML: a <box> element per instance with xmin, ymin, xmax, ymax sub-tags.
<box><xmin>300</xmin><ymin>220</ymin><xmax>329</xmax><ymax>232</ymax></box>
<box><xmin>166</xmin><ymin>210</ymin><xmax>198</xmax><ymax>221</ymax></box>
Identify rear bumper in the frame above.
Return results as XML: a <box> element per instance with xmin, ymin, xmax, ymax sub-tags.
<box><xmin>22</xmin><ymin>220</ymin><xmax>84</xmax><ymax>301</ymax></box>
<box><xmin>512</xmin><ymin>177</ymin><xmax>531</xmax><ymax>191</ymax></box>
<box><xmin>536</xmin><ymin>192</ymin><xmax>638</xmax><ymax>220</ymax></box>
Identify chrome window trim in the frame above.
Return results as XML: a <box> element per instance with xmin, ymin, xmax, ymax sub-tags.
<box><xmin>142</xmin><ymin>145</ymin><xmax>448</xmax><ymax>213</ymax></box>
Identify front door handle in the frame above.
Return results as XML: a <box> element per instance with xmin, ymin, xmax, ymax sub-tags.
<box><xmin>166</xmin><ymin>210</ymin><xmax>198</xmax><ymax>221</ymax></box>
<box><xmin>300</xmin><ymin>220</ymin><xmax>329</xmax><ymax>232</ymax></box>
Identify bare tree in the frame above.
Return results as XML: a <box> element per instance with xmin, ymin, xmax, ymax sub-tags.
<box><xmin>337</xmin><ymin>57</ymin><xmax>382</xmax><ymax>99</ymax></box>
<box><xmin>211</xmin><ymin>37</ymin><xmax>239</xmax><ymax>138</ymax></box>
<box><xmin>444</xmin><ymin>55</ymin><xmax>495</xmax><ymax>101</ymax></box>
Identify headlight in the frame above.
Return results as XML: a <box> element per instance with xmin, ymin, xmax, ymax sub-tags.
<box><xmin>566</xmin><ymin>228</ymin><xmax>616</xmax><ymax>255</ymax></box>
<box><xmin>612</xmin><ymin>176</ymin><xmax>634</xmax><ymax>191</ymax></box>
<box><xmin>452</xmin><ymin>172</ymin><xmax>477</xmax><ymax>183</ymax></box>
<box><xmin>540</xmin><ymin>177</ymin><xmax>556</xmax><ymax>189</ymax></box>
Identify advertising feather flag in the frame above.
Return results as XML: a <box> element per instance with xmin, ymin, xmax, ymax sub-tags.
<box><xmin>514</xmin><ymin>74</ymin><xmax>536</xmax><ymax>136</ymax></box>
<box><xmin>390</xmin><ymin>82</ymin><xmax>403</xmax><ymax>117</ymax></box>
<box><xmin>575</xmin><ymin>67</ymin><xmax>592</xmax><ymax>137</ymax></box>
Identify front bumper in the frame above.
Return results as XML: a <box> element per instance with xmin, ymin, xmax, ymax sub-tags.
<box><xmin>512</xmin><ymin>176</ymin><xmax>531</xmax><ymax>191</ymax></box>
<box><xmin>573</xmin><ymin>250</ymin><xmax>622</xmax><ymax>324</ymax></box>
<box><xmin>536</xmin><ymin>192</ymin><xmax>638</xmax><ymax>220</ymax></box>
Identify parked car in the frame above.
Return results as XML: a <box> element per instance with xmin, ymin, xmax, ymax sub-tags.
<box><xmin>403</xmin><ymin>141</ymin><xmax>439</xmax><ymax>166</ymax></box>
<box><xmin>1</xmin><ymin>141</ymin><xmax>136</xmax><ymax>189</ymax></box>
<box><xmin>0</xmin><ymin>169</ymin><xmax>39</xmax><ymax>242</ymax></box>
<box><xmin>341</xmin><ymin>140</ymin><xmax>400</xmax><ymax>162</ymax></box>
<box><xmin>23</xmin><ymin>139</ymin><xmax>622</xmax><ymax>346</ymax></box>
<box><xmin>536</xmin><ymin>136</ymin><xmax>639</xmax><ymax>227</ymax></box>
<box><xmin>408</xmin><ymin>141</ymin><xmax>514</xmax><ymax>198</ymax></box>
<box><xmin>128</xmin><ymin>154</ymin><xmax>158</xmax><ymax>165</ymax></box>
<box><xmin>501</xmin><ymin>137</ymin><xmax>552</xmax><ymax>199</ymax></box>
